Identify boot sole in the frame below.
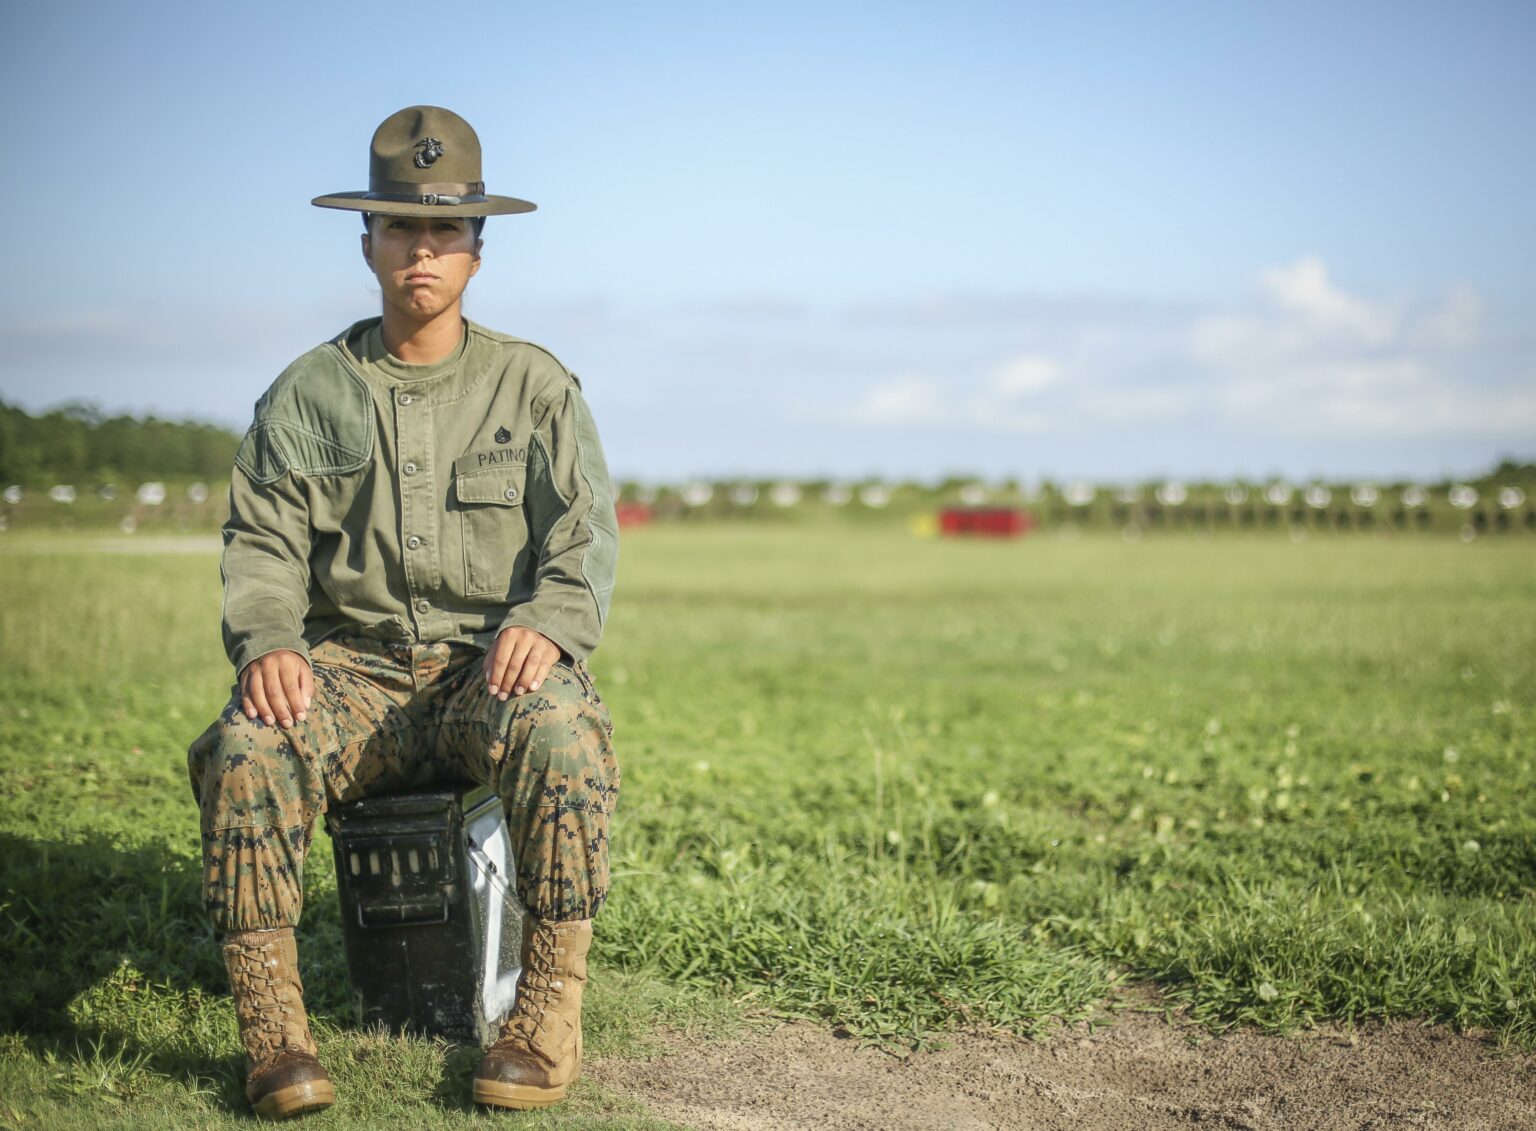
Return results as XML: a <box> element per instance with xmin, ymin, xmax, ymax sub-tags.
<box><xmin>472</xmin><ymin>1078</ymin><xmax>569</xmax><ymax>1109</ymax></box>
<box><xmin>251</xmin><ymin>1078</ymin><xmax>337</xmax><ymax>1121</ymax></box>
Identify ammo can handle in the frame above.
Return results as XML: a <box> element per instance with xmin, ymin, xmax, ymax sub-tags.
<box><xmin>356</xmin><ymin>895</ymin><xmax>451</xmax><ymax>928</ymax></box>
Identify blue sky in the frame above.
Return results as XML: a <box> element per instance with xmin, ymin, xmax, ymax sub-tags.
<box><xmin>2</xmin><ymin>0</ymin><xmax>1532</xmax><ymax>482</ymax></box>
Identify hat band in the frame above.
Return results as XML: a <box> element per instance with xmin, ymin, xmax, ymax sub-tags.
<box><xmin>364</xmin><ymin>179</ymin><xmax>488</xmax><ymax>206</ymax></box>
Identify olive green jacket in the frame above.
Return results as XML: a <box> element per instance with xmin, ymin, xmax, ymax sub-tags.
<box><xmin>221</xmin><ymin>318</ymin><xmax>619</xmax><ymax>674</ymax></box>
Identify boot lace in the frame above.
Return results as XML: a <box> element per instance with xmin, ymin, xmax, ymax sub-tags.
<box><xmin>226</xmin><ymin>939</ymin><xmax>302</xmax><ymax>1065</ymax></box>
<box><xmin>497</xmin><ymin>929</ymin><xmax>566</xmax><ymax>1060</ymax></box>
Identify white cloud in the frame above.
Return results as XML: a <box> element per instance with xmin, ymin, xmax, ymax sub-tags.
<box><xmin>1265</xmin><ymin>358</ymin><xmax>1536</xmax><ymax>437</ymax></box>
<box><xmin>989</xmin><ymin>355</ymin><xmax>1059</xmax><ymax>396</ymax></box>
<box><xmin>830</xmin><ymin>257</ymin><xmax>1535</xmax><ymax>447</ymax></box>
<box><xmin>853</xmin><ymin>375</ymin><xmax>952</xmax><ymax>426</ymax></box>
<box><xmin>839</xmin><ymin>369</ymin><xmax>1059</xmax><ymax>433</ymax></box>
<box><xmin>1255</xmin><ymin>255</ymin><xmax>1397</xmax><ymax>344</ymax></box>
<box><xmin>1191</xmin><ymin>258</ymin><xmax>1533</xmax><ymax>437</ymax></box>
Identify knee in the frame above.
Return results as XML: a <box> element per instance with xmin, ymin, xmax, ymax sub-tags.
<box><xmin>187</xmin><ymin>701</ymin><xmax>315</xmax><ymax>829</ymax></box>
<box><xmin>489</xmin><ymin>665</ymin><xmax>618</xmax><ymax>814</ymax></box>
<box><xmin>480</xmin><ymin>664</ymin><xmax>610</xmax><ymax>743</ymax></box>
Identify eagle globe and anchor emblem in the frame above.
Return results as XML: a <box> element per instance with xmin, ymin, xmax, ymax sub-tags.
<box><xmin>413</xmin><ymin>137</ymin><xmax>445</xmax><ymax>168</ymax></box>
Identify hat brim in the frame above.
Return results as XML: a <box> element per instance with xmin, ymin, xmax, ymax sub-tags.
<box><xmin>311</xmin><ymin>192</ymin><xmax>536</xmax><ymax>217</ymax></box>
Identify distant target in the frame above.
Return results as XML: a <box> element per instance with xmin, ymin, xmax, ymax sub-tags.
<box><xmin>1304</xmin><ymin>485</ymin><xmax>1332</xmax><ymax>509</ymax></box>
<box><xmin>1448</xmin><ymin>485</ymin><xmax>1478</xmax><ymax>510</ymax></box>
<box><xmin>1224</xmin><ymin>486</ymin><xmax>1249</xmax><ymax>506</ymax></box>
<box><xmin>49</xmin><ymin>485</ymin><xmax>77</xmax><ymax>504</ymax></box>
<box><xmin>859</xmin><ymin>484</ymin><xmax>893</xmax><ymax>508</ymax></box>
<box><xmin>1350</xmin><ymin>484</ymin><xmax>1379</xmax><ymax>507</ymax></box>
<box><xmin>1401</xmin><ymin>485</ymin><xmax>1428</xmax><ymax>508</ymax></box>
<box><xmin>1497</xmin><ymin>486</ymin><xmax>1526</xmax><ymax>510</ymax></box>
<box><xmin>1064</xmin><ymin>481</ymin><xmax>1095</xmax><ymax>507</ymax></box>
<box><xmin>823</xmin><ymin>484</ymin><xmax>853</xmax><ymax>506</ymax></box>
<box><xmin>1155</xmin><ymin>482</ymin><xmax>1187</xmax><ymax>506</ymax></box>
<box><xmin>729</xmin><ymin>484</ymin><xmax>759</xmax><ymax>506</ymax></box>
<box><xmin>680</xmin><ymin>482</ymin><xmax>713</xmax><ymax>507</ymax></box>
<box><xmin>1264</xmin><ymin>483</ymin><xmax>1293</xmax><ymax>506</ymax></box>
<box><xmin>3</xmin><ymin>485</ymin><xmax>22</xmax><ymax>504</ymax></box>
<box><xmin>769</xmin><ymin>482</ymin><xmax>802</xmax><ymax>507</ymax></box>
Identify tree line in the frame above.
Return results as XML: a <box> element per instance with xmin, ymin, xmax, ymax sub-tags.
<box><xmin>0</xmin><ymin>401</ymin><xmax>240</xmax><ymax>484</ymax></box>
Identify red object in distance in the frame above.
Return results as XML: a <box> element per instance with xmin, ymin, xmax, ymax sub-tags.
<box><xmin>615</xmin><ymin>502</ymin><xmax>653</xmax><ymax>528</ymax></box>
<box><xmin>938</xmin><ymin>507</ymin><xmax>1034</xmax><ymax>538</ymax></box>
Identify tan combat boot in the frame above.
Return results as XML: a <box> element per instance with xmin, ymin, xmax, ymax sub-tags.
<box><xmin>472</xmin><ymin>917</ymin><xmax>592</xmax><ymax>1109</ymax></box>
<box><xmin>221</xmin><ymin>928</ymin><xmax>336</xmax><ymax>1121</ymax></box>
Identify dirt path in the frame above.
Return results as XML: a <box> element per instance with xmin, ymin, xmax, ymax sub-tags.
<box><xmin>592</xmin><ymin>1011</ymin><xmax>1536</xmax><ymax>1131</ymax></box>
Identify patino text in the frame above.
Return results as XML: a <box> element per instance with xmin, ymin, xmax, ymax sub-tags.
<box><xmin>477</xmin><ymin>447</ymin><xmax>526</xmax><ymax>467</ymax></box>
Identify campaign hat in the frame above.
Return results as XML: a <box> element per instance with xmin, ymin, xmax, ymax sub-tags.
<box><xmin>312</xmin><ymin>105</ymin><xmax>536</xmax><ymax>217</ymax></box>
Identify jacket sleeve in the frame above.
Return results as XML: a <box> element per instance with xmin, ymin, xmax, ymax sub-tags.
<box><xmin>220</xmin><ymin>465</ymin><xmax>314</xmax><ymax>676</ymax></box>
<box><xmin>501</xmin><ymin>381</ymin><xmax>619</xmax><ymax>662</ymax></box>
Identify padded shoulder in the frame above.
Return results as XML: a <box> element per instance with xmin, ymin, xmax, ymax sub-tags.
<box><xmin>235</xmin><ymin>343</ymin><xmax>375</xmax><ymax>484</ymax></box>
<box><xmin>466</xmin><ymin>321</ymin><xmax>584</xmax><ymax>393</ymax></box>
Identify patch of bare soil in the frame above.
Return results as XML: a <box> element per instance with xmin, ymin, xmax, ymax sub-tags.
<box><xmin>592</xmin><ymin>1011</ymin><xmax>1536</xmax><ymax>1131</ymax></box>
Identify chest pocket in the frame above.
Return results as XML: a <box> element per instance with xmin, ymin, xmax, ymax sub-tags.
<box><xmin>454</xmin><ymin>458</ymin><xmax>529</xmax><ymax>597</ymax></box>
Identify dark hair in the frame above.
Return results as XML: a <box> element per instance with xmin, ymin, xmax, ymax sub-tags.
<box><xmin>363</xmin><ymin>213</ymin><xmax>486</xmax><ymax>238</ymax></box>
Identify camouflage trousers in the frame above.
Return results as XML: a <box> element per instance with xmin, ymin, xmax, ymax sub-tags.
<box><xmin>186</xmin><ymin>637</ymin><xmax>617</xmax><ymax>934</ymax></box>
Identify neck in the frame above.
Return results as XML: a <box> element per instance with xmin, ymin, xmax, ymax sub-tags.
<box><xmin>380</xmin><ymin>304</ymin><xmax>465</xmax><ymax>365</ymax></box>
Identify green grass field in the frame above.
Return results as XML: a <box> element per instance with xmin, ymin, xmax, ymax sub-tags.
<box><xmin>1</xmin><ymin>527</ymin><xmax>1533</xmax><ymax>1129</ymax></box>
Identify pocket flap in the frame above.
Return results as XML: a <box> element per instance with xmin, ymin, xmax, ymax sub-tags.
<box><xmin>455</xmin><ymin>461</ymin><xmax>525</xmax><ymax>506</ymax></box>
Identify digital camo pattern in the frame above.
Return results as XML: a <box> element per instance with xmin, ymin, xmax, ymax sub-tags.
<box><xmin>187</xmin><ymin>637</ymin><xmax>617</xmax><ymax>932</ymax></box>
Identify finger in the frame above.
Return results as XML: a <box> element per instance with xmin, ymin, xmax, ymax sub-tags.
<box><xmin>484</xmin><ymin>631</ymin><xmax>512</xmax><ymax>684</ymax></box>
<box><xmin>298</xmin><ymin>662</ymin><xmax>314</xmax><ymax>713</ymax></box>
<box><xmin>512</xmin><ymin>638</ymin><xmax>554</xmax><ymax>697</ymax></box>
<box><xmin>279</xmin><ymin>662</ymin><xmax>306</xmax><ymax>725</ymax></box>
<box><xmin>247</xmin><ymin>668</ymin><xmax>276</xmax><ymax>727</ymax></box>
<box><xmin>513</xmin><ymin>651</ymin><xmax>543</xmax><ymax>695</ymax></box>
<box><xmin>521</xmin><ymin>644</ymin><xmax>558</xmax><ymax>694</ymax></box>
<box><xmin>485</xmin><ymin>633</ymin><xmax>517</xmax><ymax>694</ymax></box>
<box><xmin>505</xmin><ymin>635</ymin><xmax>537</xmax><ymax>698</ymax></box>
<box><xmin>265</xmin><ymin>666</ymin><xmax>295</xmax><ymax>729</ymax></box>
<box><xmin>240</xmin><ymin>668</ymin><xmax>258</xmax><ymax>720</ymax></box>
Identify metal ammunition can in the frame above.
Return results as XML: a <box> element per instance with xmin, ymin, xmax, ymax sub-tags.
<box><xmin>326</xmin><ymin>784</ymin><xmax>522</xmax><ymax>1044</ymax></box>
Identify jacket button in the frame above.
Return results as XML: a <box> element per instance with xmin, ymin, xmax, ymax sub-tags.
<box><xmin>415</xmin><ymin>599</ymin><xmax>430</xmax><ymax>614</ymax></box>
<box><xmin>505</xmin><ymin>487</ymin><xmax>518</xmax><ymax>501</ymax></box>
<box><xmin>403</xmin><ymin>462</ymin><xmax>418</xmax><ymax>476</ymax></box>
<box><xmin>397</xmin><ymin>393</ymin><xmax>413</xmax><ymax>406</ymax></box>
<box><xmin>407</xmin><ymin>536</ymin><xmax>423</xmax><ymax>550</ymax></box>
